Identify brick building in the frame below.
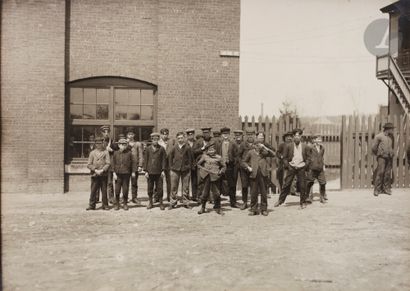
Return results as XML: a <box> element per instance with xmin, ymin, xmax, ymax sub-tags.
<box><xmin>1</xmin><ymin>0</ymin><xmax>240</xmax><ymax>193</ymax></box>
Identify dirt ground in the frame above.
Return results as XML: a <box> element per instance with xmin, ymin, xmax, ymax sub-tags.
<box><xmin>2</xmin><ymin>185</ymin><xmax>410</xmax><ymax>291</ymax></box>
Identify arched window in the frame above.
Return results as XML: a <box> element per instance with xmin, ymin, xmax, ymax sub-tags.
<box><xmin>66</xmin><ymin>76</ymin><xmax>157</xmax><ymax>162</ymax></box>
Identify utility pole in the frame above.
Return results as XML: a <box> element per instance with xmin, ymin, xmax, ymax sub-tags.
<box><xmin>261</xmin><ymin>102</ymin><xmax>264</xmax><ymax>118</ymax></box>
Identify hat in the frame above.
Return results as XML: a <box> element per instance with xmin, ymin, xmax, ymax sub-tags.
<box><xmin>312</xmin><ymin>133</ymin><xmax>322</xmax><ymax>139</ymax></box>
<box><xmin>283</xmin><ymin>131</ymin><xmax>293</xmax><ymax>138</ymax></box>
<box><xmin>383</xmin><ymin>122</ymin><xmax>395</xmax><ymax>129</ymax></box>
<box><xmin>292</xmin><ymin>128</ymin><xmax>303</xmax><ymax>135</ymax></box>
<box><xmin>245</xmin><ymin>127</ymin><xmax>256</xmax><ymax>135</ymax></box>
<box><xmin>100</xmin><ymin>125</ymin><xmax>110</xmax><ymax>132</ymax></box>
<box><xmin>220</xmin><ymin>127</ymin><xmax>230</xmax><ymax>134</ymax></box>
<box><xmin>118</xmin><ymin>138</ymin><xmax>128</xmax><ymax>144</ymax></box>
<box><xmin>160</xmin><ymin>128</ymin><xmax>169</xmax><ymax>135</ymax></box>
<box><xmin>95</xmin><ymin>137</ymin><xmax>104</xmax><ymax>143</ymax></box>
<box><xmin>213</xmin><ymin>130</ymin><xmax>221</xmax><ymax>137</ymax></box>
<box><xmin>201</xmin><ymin>127</ymin><xmax>212</xmax><ymax>132</ymax></box>
<box><xmin>185</xmin><ymin>128</ymin><xmax>195</xmax><ymax>134</ymax></box>
<box><xmin>233</xmin><ymin>130</ymin><xmax>244</xmax><ymax>135</ymax></box>
<box><xmin>205</xmin><ymin>141</ymin><xmax>216</xmax><ymax>150</ymax></box>
<box><xmin>126</xmin><ymin>127</ymin><xmax>135</xmax><ymax>134</ymax></box>
<box><xmin>150</xmin><ymin>132</ymin><xmax>160</xmax><ymax>138</ymax></box>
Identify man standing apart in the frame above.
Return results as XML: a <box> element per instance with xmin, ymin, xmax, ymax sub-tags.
<box><xmin>372</xmin><ymin>122</ymin><xmax>395</xmax><ymax>196</ymax></box>
<box><xmin>168</xmin><ymin>132</ymin><xmax>194</xmax><ymax>209</ymax></box>
<box><xmin>126</xmin><ymin>128</ymin><xmax>144</xmax><ymax>205</ymax></box>
<box><xmin>274</xmin><ymin>128</ymin><xmax>311</xmax><ymax>209</ymax></box>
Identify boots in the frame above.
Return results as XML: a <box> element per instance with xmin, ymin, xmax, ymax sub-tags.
<box><xmin>320</xmin><ymin>184</ymin><xmax>327</xmax><ymax>203</ymax></box>
<box><xmin>147</xmin><ymin>197</ymin><xmax>153</xmax><ymax>209</ymax></box>
<box><xmin>197</xmin><ymin>202</ymin><xmax>206</xmax><ymax>215</ymax></box>
<box><xmin>123</xmin><ymin>203</ymin><xmax>129</xmax><ymax>211</ymax></box>
<box><xmin>114</xmin><ymin>203</ymin><xmax>120</xmax><ymax>211</ymax></box>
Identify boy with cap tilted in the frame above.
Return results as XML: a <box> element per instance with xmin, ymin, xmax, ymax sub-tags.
<box><xmin>112</xmin><ymin>138</ymin><xmax>137</xmax><ymax>210</ymax></box>
<box><xmin>197</xmin><ymin>141</ymin><xmax>226</xmax><ymax>215</ymax></box>
<box><xmin>86</xmin><ymin>137</ymin><xmax>111</xmax><ymax>211</ymax></box>
<box><xmin>143</xmin><ymin>132</ymin><xmax>167</xmax><ymax>210</ymax></box>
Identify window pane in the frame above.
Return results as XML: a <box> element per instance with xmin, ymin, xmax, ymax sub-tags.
<box><xmin>97</xmin><ymin>88</ymin><xmax>109</xmax><ymax>104</ymax></box>
<box><xmin>115</xmin><ymin>105</ymin><xmax>128</xmax><ymax>120</ymax></box>
<box><xmin>141</xmin><ymin>90</ymin><xmax>154</xmax><ymax>104</ymax></box>
<box><xmin>141</xmin><ymin>105</ymin><xmax>153</xmax><ymax>120</ymax></box>
<box><xmin>83</xmin><ymin>105</ymin><xmax>96</xmax><ymax>119</ymax></box>
<box><xmin>70</xmin><ymin>104</ymin><xmax>83</xmax><ymax>119</ymax></box>
<box><xmin>115</xmin><ymin>89</ymin><xmax>128</xmax><ymax>105</ymax></box>
<box><xmin>114</xmin><ymin>126</ymin><xmax>127</xmax><ymax>141</ymax></box>
<box><xmin>84</xmin><ymin>88</ymin><xmax>96</xmax><ymax>104</ymax></box>
<box><xmin>129</xmin><ymin>89</ymin><xmax>140</xmax><ymax>105</ymax></box>
<box><xmin>83</xmin><ymin>126</ymin><xmax>98</xmax><ymax>142</ymax></box>
<box><xmin>141</xmin><ymin>127</ymin><xmax>153</xmax><ymax>142</ymax></box>
<box><xmin>70</xmin><ymin>88</ymin><xmax>83</xmax><ymax>104</ymax></box>
<box><xmin>128</xmin><ymin>106</ymin><xmax>141</xmax><ymax>120</ymax></box>
<box><xmin>96</xmin><ymin>104</ymin><xmax>109</xmax><ymax>119</ymax></box>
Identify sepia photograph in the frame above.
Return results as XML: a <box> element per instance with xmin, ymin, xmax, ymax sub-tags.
<box><xmin>1</xmin><ymin>0</ymin><xmax>410</xmax><ymax>290</ymax></box>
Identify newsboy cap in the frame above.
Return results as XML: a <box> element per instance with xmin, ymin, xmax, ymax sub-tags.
<box><xmin>201</xmin><ymin>127</ymin><xmax>212</xmax><ymax>132</ymax></box>
<box><xmin>233</xmin><ymin>130</ymin><xmax>244</xmax><ymax>135</ymax></box>
<box><xmin>185</xmin><ymin>128</ymin><xmax>195</xmax><ymax>134</ymax></box>
<box><xmin>150</xmin><ymin>132</ymin><xmax>160</xmax><ymax>138</ymax></box>
<box><xmin>383</xmin><ymin>122</ymin><xmax>395</xmax><ymax>129</ymax></box>
<box><xmin>118</xmin><ymin>138</ymin><xmax>128</xmax><ymax>144</ymax></box>
<box><xmin>220</xmin><ymin>127</ymin><xmax>231</xmax><ymax>134</ymax></box>
<box><xmin>100</xmin><ymin>125</ymin><xmax>110</xmax><ymax>132</ymax></box>
<box><xmin>292</xmin><ymin>128</ymin><xmax>303</xmax><ymax>135</ymax></box>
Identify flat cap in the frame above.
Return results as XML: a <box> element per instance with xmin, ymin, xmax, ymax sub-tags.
<box><xmin>150</xmin><ymin>132</ymin><xmax>160</xmax><ymax>138</ymax></box>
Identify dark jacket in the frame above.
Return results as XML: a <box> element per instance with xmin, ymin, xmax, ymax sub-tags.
<box><xmin>113</xmin><ymin>148</ymin><xmax>136</xmax><ymax>174</ymax></box>
<box><xmin>242</xmin><ymin>149</ymin><xmax>270</xmax><ymax>178</ymax></box>
<box><xmin>215</xmin><ymin>139</ymin><xmax>238</xmax><ymax>166</ymax></box>
<box><xmin>238</xmin><ymin>141</ymin><xmax>254</xmax><ymax>164</ymax></box>
<box><xmin>192</xmin><ymin>139</ymin><xmax>213</xmax><ymax>160</ymax></box>
<box><xmin>169</xmin><ymin>143</ymin><xmax>194</xmax><ymax>172</ymax></box>
<box><xmin>159</xmin><ymin>138</ymin><xmax>175</xmax><ymax>170</ymax></box>
<box><xmin>128</xmin><ymin>140</ymin><xmax>144</xmax><ymax>168</ymax></box>
<box><xmin>309</xmin><ymin>144</ymin><xmax>325</xmax><ymax>171</ymax></box>
<box><xmin>282</xmin><ymin>142</ymin><xmax>310</xmax><ymax>170</ymax></box>
<box><xmin>143</xmin><ymin>145</ymin><xmax>166</xmax><ymax>175</ymax></box>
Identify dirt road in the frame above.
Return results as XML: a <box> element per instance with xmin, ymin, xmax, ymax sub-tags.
<box><xmin>2</xmin><ymin>188</ymin><xmax>410</xmax><ymax>291</ymax></box>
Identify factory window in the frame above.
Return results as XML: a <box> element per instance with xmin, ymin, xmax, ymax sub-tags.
<box><xmin>66</xmin><ymin>77</ymin><xmax>157</xmax><ymax>162</ymax></box>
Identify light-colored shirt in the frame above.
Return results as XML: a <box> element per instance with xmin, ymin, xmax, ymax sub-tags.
<box><xmin>373</xmin><ymin>132</ymin><xmax>394</xmax><ymax>158</ymax></box>
<box><xmin>222</xmin><ymin>141</ymin><xmax>229</xmax><ymax>162</ymax></box>
<box><xmin>290</xmin><ymin>143</ymin><xmax>305</xmax><ymax>168</ymax></box>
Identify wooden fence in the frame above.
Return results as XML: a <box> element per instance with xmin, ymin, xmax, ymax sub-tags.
<box><xmin>239</xmin><ymin>115</ymin><xmax>341</xmax><ymax>167</ymax></box>
<box><xmin>341</xmin><ymin>114</ymin><xmax>410</xmax><ymax>189</ymax></box>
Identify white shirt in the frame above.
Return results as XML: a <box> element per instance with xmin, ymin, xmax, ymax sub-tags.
<box><xmin>290</xmin><ymin>143</ymin><xmax>305</xmax><ymax>168</ymax></box>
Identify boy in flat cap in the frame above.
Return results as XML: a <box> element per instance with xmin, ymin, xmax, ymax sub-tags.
<box><xmin>193</xmin><ymin>127</ymin><xmax>213</xmax><ymax>199</ymax></box>
<box><xmin>216</xmin><ymin>127</ymin><xmax>240</xmax><ymax>208</ymax></box>
<box><xmin>112</xmin><ymin>138</ymin><xmax>137</xmax><ymax>210</ymax></box>
<box><xmin>100</xmin><ymin>125</ymin><xmax>118</xmax><ymax>204</ymax></box>
<box><xmin>168</xmin><ymin>131</ymin><xmax>194</xmax><ymax>209</ymax></box>
<box><xmin>237</xmin><ymin>128</ymin><xmax>256</xmax><ymax>210</ymax></box>
<box><xmin>242</xmin><ymin>139</ymin><xmax>275</xmax><ymax>216</ymax></box>
<box><xmin>126</xmin><ymin>128</ymin><xmax>144</xmax><ymax>204</ymax></box>
<box><xmin>372</xmin><ymin>122</ymin><xmax>395</xmax><ymax>196</ymax></box>
<box><xmin>306</xmin><ymin>134</ymin><xmax>327</xmax><ymax>203</ymax></box>
<box><xmin>158</xmin><ymin>128</ymin><xmax>175</xmax><ymax>202</ymax></box>
<box><xmin>197</xmin><ymin>142</ymin><xmax>226</xmax><ymax>215</ymax></box>
<box><xmin>86</xmin><ymin>137</ymin><xmax>111</xmax><ymax>210</ymax></box>
<box><xmin>186</xmin><ymin>128</ymin><xmax>199</xmax><ymax>201</ymax></box>
<box><xmin>143</xmin><ymin>132</ymin><xmax>167</xmax><ymax>210</ymax></box>
<box><xmin>275</xmin><ymin>128</ymin><xmax>311</xmax><ymax>209</ymax></box>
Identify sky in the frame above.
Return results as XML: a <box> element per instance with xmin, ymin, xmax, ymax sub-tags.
<box><xmin>240</xmin><ymin>0</ymin><xmax>394</xmax><ymax>117</ymax></box>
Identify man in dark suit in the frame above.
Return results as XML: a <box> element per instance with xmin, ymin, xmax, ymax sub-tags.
<box><xmin>238</xmin><ymin>128</ymin><xmax>256</xmax><ymax>210</ymax></box>
<box><xmin>306</xmin><ymin>134</ymin><xmax>327</xmax><ymax>203</ymax></box>
<box><xmin>100</xmin><ymin>125</ymin><xmax>118</xmax><ymax>204</ymax></box>
<box><xmin>193</xmin><ymin>127</ymin><xmax>213</xmax><ymax>199</ymax></box>
<box><xmin>185</xmin><ymin>128</ymin><xmax>198</xmax><ymax>201</ymax></box>
<box><xmin>274</xmin><ymin>128</ymin><xmax>311</xmax><ymax>209</ymax></box>
<box><xmin>242</xmin><ymin>141</ymin><xmax>274</xmax><ymax>216</ymax></box>
<box><xmin>216</xmin><ymin>127</ymin><xmax>240</xmax><ymax>208</ymax></box>
<box><xmin>158</xmin><ymin>128</ymin><xmax>175</xmax><ymax>202</ymax></box>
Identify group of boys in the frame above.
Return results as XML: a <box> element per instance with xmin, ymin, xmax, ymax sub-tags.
<box><xmin>86</xmin><ymin>124</ymin><xmax>328</xmax><ymax>214</ymax></box>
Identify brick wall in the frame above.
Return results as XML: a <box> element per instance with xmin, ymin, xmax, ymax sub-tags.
<box><xmin>1</xmin><ymin>0</ymin><xmax>65</xmax><ymax>193</ymax></box>
<box><xmin>69</xmin><ymin>0</ymin><xmax>159</xmax><ymax>84</ymax></box>
<box><xmin>157</xmin><ymin>0</ymin><xmax>240</xmax><ymax>136</ymax></box>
